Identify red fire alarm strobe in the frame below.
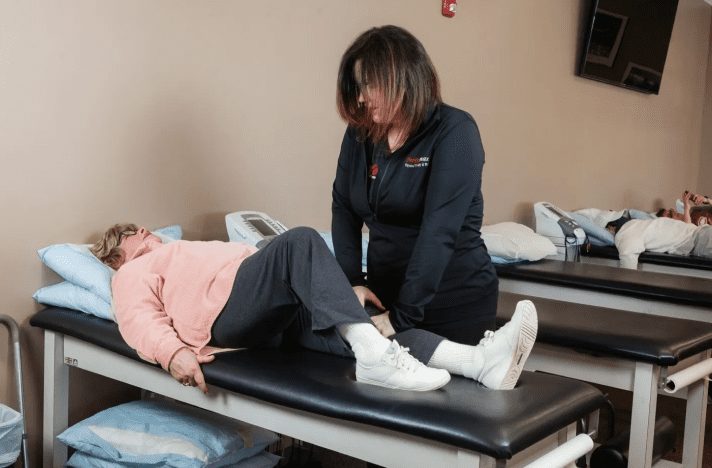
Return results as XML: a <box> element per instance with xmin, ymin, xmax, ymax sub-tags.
<box><xmin>442</xmin><ymin>0</ymin><xmax>456</xmax><ymax>17</ymax></box>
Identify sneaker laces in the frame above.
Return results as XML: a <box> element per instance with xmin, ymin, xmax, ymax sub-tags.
<box><xmin>479</xmin><ymin>330</ymin><xmax>495</xmax><ymax>347</ymax></box>
<box><xmin>387</xmin><ymin>344</ymin><xmax>423</xmax><ymax>373</ymax></box>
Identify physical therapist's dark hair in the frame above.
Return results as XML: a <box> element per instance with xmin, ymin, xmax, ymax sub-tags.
<box><xmin>336</xmin><ymin>25</ymin><xmax>441</xmax><ymax>150</ymax></box>
<box><xmin>90</xmin><ymin>223</ymin><xmax>138</xmax><ymax>269</ymax></box>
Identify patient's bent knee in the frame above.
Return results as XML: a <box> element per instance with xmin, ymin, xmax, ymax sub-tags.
<box><xmin>283</xmin><ymin>226</ymin><xmax>320</xmax><ymax>243</ymax></box>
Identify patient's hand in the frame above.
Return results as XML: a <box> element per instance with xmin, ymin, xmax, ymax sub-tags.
<box><xmin>692</xmin><ymin>193</ymin><xmax>707</xmax><ymax>206</ymax></box>
<box><xmin>371</xmin><ymin>311</ymin><xmax>396</xmax><ymax>338</ymax></box>
<box><xmin>684</xmin><ymin>191</ymin><xmax>692</xmax><ymax>207</ymax></box>
<box><xmin>352</xmin><ymin>286</ymin><xmax>385</xmax><ymax>311</ymax></box>
<box><xmin>169</xmin><ymin>347</ymin><xmax>212</xmax><ymax>395</ymax></box>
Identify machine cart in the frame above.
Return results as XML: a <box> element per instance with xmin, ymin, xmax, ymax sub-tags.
<box><xmin>0</xmin><ymin>316</ymin><xmax>27</xmax><ymax>468</ymax></box>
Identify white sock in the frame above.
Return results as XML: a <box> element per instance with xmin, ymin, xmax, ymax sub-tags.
<box><xmin>427</xmin><ymin>340</ymin><xmax>483</xmax><ymax>379</ymax></box>
<box><xmin>337</xmin><ymin>322</ymin><xmax>391</xmax><ymax>361</ymax></box>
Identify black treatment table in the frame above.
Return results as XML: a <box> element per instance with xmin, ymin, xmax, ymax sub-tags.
<box><xmin>31</xmin><ymin>306</ymin><xmax>605</xmax><ymax>468</ymax></box>
<box><xmin>580</xmin><ymin>244</ymin><xmax>712</xmax><ymax>279</ymax></box>
<box><xmin>494</xmin><ymin>259</ymin><xmax>712</xmax><ymax>323</ymax></box>
<box><xmin>496</xmin><ymin>291</ymin><xmax>712</xmax><ymax>468</ymax></box>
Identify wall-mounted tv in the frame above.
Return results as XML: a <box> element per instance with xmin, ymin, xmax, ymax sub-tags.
<box><xmin>578</xmin><ymin>0</ymin><xmax>679</xmax><ymax>95</ymax></box>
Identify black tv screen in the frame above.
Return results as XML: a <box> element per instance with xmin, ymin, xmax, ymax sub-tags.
<box><xmin>579</xmin><ymin>0</ymin><xmax>679</xmax><ymax>95</ymax></box>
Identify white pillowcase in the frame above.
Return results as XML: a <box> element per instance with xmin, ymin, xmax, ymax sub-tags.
<box><xmin>482</xmin><ymin>222</ymin><xmax>558</xmax><ymax>261</ymax></box>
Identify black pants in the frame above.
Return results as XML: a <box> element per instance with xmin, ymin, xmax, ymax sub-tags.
<box><xmin>419</xmin><ymin>290</ymin><xmax>498</xmax><ymax>346</ymax></box>
<box><xmin>210</xmin><ymin>227</ymin><xmax>444</xmax><ymax>363</ymax></box>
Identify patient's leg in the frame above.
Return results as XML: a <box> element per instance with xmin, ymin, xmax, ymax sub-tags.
<box><xmin>397</xmin><ymin>300</ymin><xmax>538</xmax><ymax>390</ymax></box>
<box><xmin>211</xmin><ymin>227</ymin><xmax>373</xmax><ymax>348</ymax></box>
<box><xmin>212</xmin><ymin>227</ymin><xmax>450</xmax><ymax>391</ymax></box>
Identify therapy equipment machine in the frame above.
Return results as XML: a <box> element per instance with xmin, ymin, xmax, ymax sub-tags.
<box><xmin>225</xmin><ymin>211</ymin><xmax>288</xmax><ymax>248</ymax></box>
<box><xmin>534</xmin><ymin>202</ymin><xmax>587</xmax><ymax>261</ymax></box>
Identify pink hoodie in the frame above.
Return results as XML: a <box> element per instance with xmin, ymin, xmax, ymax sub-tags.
<box><xmin>112</xmin><ymin>239</ymin><xmax>258</xmax><ymax>370</ymax></box>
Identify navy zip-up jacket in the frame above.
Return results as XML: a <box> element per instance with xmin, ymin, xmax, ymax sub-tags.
<box><xmin>331</xmin><ymin>103</ymin><xmax>498</xmax><ymax>333</ymax></box>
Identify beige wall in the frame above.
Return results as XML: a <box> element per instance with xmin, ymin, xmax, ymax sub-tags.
<box><xmin>700</xmin><ymin>19</ymin><xmax>712</xmax><ymax>195</ymax></box>
<box><xmin>0</xmin><ymin>1</ymin><xmax>709</xmax><ymax>465</ymax></box>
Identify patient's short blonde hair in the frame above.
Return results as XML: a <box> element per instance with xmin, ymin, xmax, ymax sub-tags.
<box><xmin>90</xmin><ymin>223</ymin><xmax>138</xmax><ymax>269</ymax></box>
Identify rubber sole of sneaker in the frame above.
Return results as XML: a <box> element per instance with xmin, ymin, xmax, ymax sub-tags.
<box><xmin>498</xmin><ymin>300</ymin><xmax>538</xmax><ymax>390</ymax></box>
<box><xmin>356</xmin><ymin>373</ymin><xmax>451</xmax><ymax>392</ymax></box>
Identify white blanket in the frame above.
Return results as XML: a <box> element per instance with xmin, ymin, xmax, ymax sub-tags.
<box><xmin>615</xmin><ymin>218</ymin><xmax>700</xmax><ymax>269</ymax></box>
<box><xmin>574</xmin><ymin>208</ymin><xmax>627</xmax><ymax>227</ymax></box>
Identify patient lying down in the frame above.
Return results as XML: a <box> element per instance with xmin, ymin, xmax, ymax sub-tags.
<box><xmin>91</xmin><ymin>224</ymin><xmax>538</xmax><ymax>394</ymax></box>
<box><xmin>606</xmin><ymin>213</ymin><xmax>712</xmax><ymax>269</ymax></box>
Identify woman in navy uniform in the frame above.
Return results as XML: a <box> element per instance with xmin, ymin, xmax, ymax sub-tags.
<box><xmin>332</xmin><ymin>25</ymin><xmax>498</xmax><ymax>345</ymax></box>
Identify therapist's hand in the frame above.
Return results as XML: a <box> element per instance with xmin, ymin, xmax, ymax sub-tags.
<box><xmin>168</xmin><ymin>347</ymin><xmax>212</xmax><ymax>395</ymax></box>
<box><xmin>352</xmin><ymin>286</ymin><xmax>385</xmax><ymax>311</ymax></box>
<box><xmin>371</xmin><ymin>311</ymin><xmax>396</xmax><ymax>338</ymax></box>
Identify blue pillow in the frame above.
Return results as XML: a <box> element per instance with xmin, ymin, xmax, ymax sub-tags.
<box><xmin>37</xmin><ymin>243</ymin><xmax>115</xmax><ymax>304</ymax></box>
<box><xmin>629</xmin><ymin>209</ymin><xmax>655</xmax><ymax>220</ymax></box>
<box><xmin>155</xmin><ymin>225</ymin><xmax>182</xmax><ymax>241</ymax></box>
<box><xmin>489</xmin><ymin>254</ymin><xmax>525</xmax><ymax>264</ymax></box>
<box><xmin>567</xmin><ymin>213</ymin><xmax>615</xmax><ymax>246</ymax></box>
<box><xmin>35</xmin><ymin>226</ymin><xmax>182</xmax><ymax>318</ymax></box>
<box><xmin>67</xmin><ymin>450</ymin><xmax>280</xmax><ymax>468</ymax></box>
<box><xmin>33</xmin><ymin>281</ymin><xmax>113</xmax><ymax>321</ymax></box>
<box><xmin>58</xmin><ymin>400</ymin><xmax>279</xmax><ymax>468</ymax></box>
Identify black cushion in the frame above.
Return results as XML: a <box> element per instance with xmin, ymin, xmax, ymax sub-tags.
<box><xmin>31</xmin><ymin>307</ymin><xmax>604</xmax><ymax>459</ymax></box>
<box><xmin>494</xmin><ymin>259</ymin><xmax>712</xmax><ymax>307</ymax></box>
<box><xmin>582</xmin><ymin>244</ymin><xmax>712</xmax><ymax>271</ymax></box>
<box><xmin>497</xmin><ymin>292</ymin><xmax>712</xmax><ymax>366</ymax></box>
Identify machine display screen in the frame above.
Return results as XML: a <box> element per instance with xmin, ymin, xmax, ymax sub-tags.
<box><xmin>248</xmin><ymin>218</ymin><xmax>277</xmax><ymax>237</ymax></box>
<box><xmin>546</xmin><ymin>204</ymin><xmax>565</xmax><ymax>217</ymax></box>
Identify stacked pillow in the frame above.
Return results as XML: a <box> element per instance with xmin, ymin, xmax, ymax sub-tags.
<box><xmin>33</xmin><ymin>226</ymin><xmax>182</xmax><ymax>321</ymax></box>
<box><xmin>481</xmin><ymin>222</ymin><xmax>558</xmax><ymax>263</ymax></box>
<box><xmin>59</xmin><ymin>400</ymin><xmax>280</xmax><ymax>468</ymax></box>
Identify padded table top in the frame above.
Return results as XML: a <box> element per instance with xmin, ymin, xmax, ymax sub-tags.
<box><xmin>31</xmin><ymin>307</ymin><xmax>604</xmax><ymax>459</ymax></box>
<box><xmin>494</xmin><ymin>259</ymin><xmax>712</xmax><ymax>308</ymax></box>
<box><xmin>497</xmin><ymin>292</ymin><xmax>712</xmax><ymax>366</ymax></box>
<box><xmin>581</xmin><ymin>245</ymin><xmax>712</xmax><ymax>271</ymax></box>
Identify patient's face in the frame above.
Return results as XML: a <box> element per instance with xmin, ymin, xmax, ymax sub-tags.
<box><xmin>118</xmin><ymin>227</ymin><xmax>162</xmax><ymax>267</ymax></box>
<box><xmin>661</xmin><ymin>210</ymin><xmax>684</xmax><ymax>221</ymax></box>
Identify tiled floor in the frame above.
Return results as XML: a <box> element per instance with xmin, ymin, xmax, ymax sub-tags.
<box><xmin>283</xmin><ymin>383</ymin><xmax>712</xmax><ymax>468</ymax></box>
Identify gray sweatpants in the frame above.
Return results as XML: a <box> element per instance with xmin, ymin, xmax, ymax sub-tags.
<box><xmin>210</xmin><ymin>227</ymin><xmax>445</xmax><ymax>363</ymax></box>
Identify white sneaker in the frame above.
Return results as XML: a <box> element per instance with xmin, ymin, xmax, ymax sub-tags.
<box><xmin>473</xmin><ymin>300</ymin><xmax>538</xmax><ymax>390</ymax></box>
<box><xmin>354</xmin><ymin>340</ymin><xmax>451</xmax><ymax>391</ymax></box>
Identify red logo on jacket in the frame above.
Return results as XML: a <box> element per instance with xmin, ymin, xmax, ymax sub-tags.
<box><xmin>370</xmin><ymin>164</ymin><xmax>379</xmax><ymax>178</ymax></box>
